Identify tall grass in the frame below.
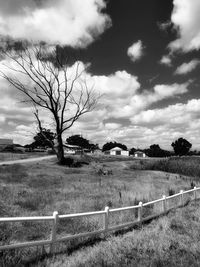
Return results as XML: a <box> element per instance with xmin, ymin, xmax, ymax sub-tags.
<box><xmin>0</xmin><ymin>158</ymin><xmax>197</xmax><ymax>265</ymax></box>
<box><xmin>130</xmin><ymin>157</ymin><xmax>200</xmax><ymax>179</ymax></box>
<box><xmin>34</xmin><ymin>200</ymin><xmax>200</xmax><ymax>267</ymax></box>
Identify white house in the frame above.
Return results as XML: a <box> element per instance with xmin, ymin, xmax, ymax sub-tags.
<box><xmin>105</xmin><ymin>146</ymin><xmax>129</xmax><ymax>156</ymax></box>
<box><xmin>64</xmin><ymin>144</ymin><xmax>83</xmax><ymax>154</ymax></box>
<box><xmin>134</xmin><ymin>151</ymin><xmax>146</xmax><ymax>158</ymax></box>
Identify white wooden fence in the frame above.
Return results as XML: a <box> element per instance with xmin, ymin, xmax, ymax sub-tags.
<box><xmin>0</xmin><ymin>186</ymin><xmax>199</xmax><ymax>253</ymax></box>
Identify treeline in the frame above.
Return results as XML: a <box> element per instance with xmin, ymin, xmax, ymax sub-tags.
<box><xmin>24</xmin><ymin>129</ymin><xmax>198</xmax><ymax>158</ymax></box>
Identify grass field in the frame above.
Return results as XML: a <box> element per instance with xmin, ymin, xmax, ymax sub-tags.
<box><xmin>38</xmin><ymin>199</ymin><xmax>200</xmax><ymax>267</ymax></box>
<box><xmin>0</xmin><ymin>155</ymin><xmax>199</xmax><ymax>266</ymax></box>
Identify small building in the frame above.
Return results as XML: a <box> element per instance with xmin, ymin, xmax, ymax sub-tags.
<box><xmin>105</xmin><ymin>146</ymin><xmax>129</xmax><ymax>156</ymax></box>
<box><xmin>0</xmin><ymin>139</ymin><xmax>13</xmax><ymax>151</ymax></box>
<box><xmin>64</xmin><ymin>144</ymin><xmax>83</xmax><ymax>155</ymax></box>
<box><xmin>134</xmin><ymin>151</ymin><xmax>146</xmax><ymax>158</ymax></box>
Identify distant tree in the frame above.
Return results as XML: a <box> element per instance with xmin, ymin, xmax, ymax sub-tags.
<box><xmin>88</xmin><ymin>143</ymin><xmax>100</xmax><ymax>151</ymax></box>
<box><xmin>149</xmin><ymin>144</ymin><xmax>162</xmax><ymax>157</ymax></box>
<box><xmin>32</xmin><ymin>128</ymin><xmax>55</xmax><ymax>148</ymax></box>
<box><xmin>147</xmin><ymin>144</ymin><xmax>168</xmax><ymax>157</ymax></box>
<box><xmin>66</xmin><ymin>135</ymin><xmax>99</xmax><ymax>150</ymax></box>
<box><xmin>144</xmin><ymin>144</ymin><xmax>172</xmax><ymax>157</ymax></box>
<box><xmin>171</xmin><ymin>137</ymin><xmax>192</xmax><ymax>156</ymax></box>
<box><xmin>129</xmin><ymin>147</ymin><xmax>136</xmax><ymax>155</ymax></box>
<box><xmin>102</xmin><ymin>141</ymin><xmax>127</xmax><ymax>152</ymax></box>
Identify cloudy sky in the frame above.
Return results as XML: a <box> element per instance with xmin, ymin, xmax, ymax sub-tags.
<box><xmin>0</xmin><ymin>0</ymin><xmax>200</xmax><ymax>150</ymax></box>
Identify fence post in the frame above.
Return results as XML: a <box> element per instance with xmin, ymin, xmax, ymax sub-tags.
<box><xmin>162</xmin><ymin>195</ymin><xmax>167</xmax><ymax>213</ymax></box>
<box><xmin>180</xmin><ymin>190</ymin><xmax>184</xmax><ymax>206</ymax></box>
<box><xmin>194</xmin><ymin>186</ymin><xmax>197</xmax><ymax>203</ymax></box>
<box><xmin>50</xmin><ymin>211</ymin><xmax>59</xmax><ymax>254</ymax></box>
<box><xmin>138</xmin><ymin>201</ymin><xmax>143</xmax><ymax>223</ymax></box>
<box><xmin>104</xmin><ymin>206</ymin><xmax>109</xmax><ymax>234</ymax></box>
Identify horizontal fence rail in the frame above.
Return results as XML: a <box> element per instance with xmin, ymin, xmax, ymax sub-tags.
<box><xmin>0</xmin><ymin>186</ymin><xmax>199</xmax><ymax>253</ymax></box>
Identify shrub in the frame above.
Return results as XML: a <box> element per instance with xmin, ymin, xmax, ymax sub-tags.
<box><xmin>72</xmin><ymin>161</ymin><xmax>82</xmax><ymax>168</ymax></box>
<box><xmin>168</xmin><ymin>188</ymin><xmax>175</xmax><ymax>196</ymax></box>
<box><xmin>58</xmin><ymin>157</ymin><xmax>74</xmax><ymax>166</ymax></box>
<box><xmin>47</xmin><ymin>149</ymin><xmax>56</xmax><ymax>155</ymax></box>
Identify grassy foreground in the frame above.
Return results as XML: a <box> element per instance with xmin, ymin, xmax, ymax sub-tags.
<box><xmin>34</xmin><ymin>199</ymin><xmax>200</xmax><ymax>267</ymax></box>
<box><xmin>0</xmin><ymin>156</ymin><xmax>200</xmax><ymax>266</ymax></box>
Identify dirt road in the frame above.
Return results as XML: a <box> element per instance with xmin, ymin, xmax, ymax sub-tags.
<box><xmin>0</xmin><ymin>155</ymin><xmax>56</xmax><ymax>165</ymax></box>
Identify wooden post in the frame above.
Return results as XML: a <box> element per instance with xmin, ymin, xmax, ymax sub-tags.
<box><xmin>138</xmin><ymin>201</ymin><xmax>143</xmax><ymax>222</ymax></box>
<box><xmin>104</xmin><ymin>206</ymin><xmax>109</xmax><ymax>234</ymax></box>
<box><xmin>162</xmin><ymin>195</ymin><xmax>167</xmax><ymax>213</ymax></box>
<box><xmin>180</xmin><ymin>190</ymin><xmax>184</xmax><ymax>206</ymax></box>
<box><xmin>194</xmin><ymin>186</ymin><xmax>197</xmax><ymax>203</ymax></box>
<box><xmin>50</xmin><ymin>211</ymin><xmax>58</xmax><ymax>254</ymax></box>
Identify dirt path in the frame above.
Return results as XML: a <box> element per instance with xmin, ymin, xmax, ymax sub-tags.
<box><xmin>0</xmin><ymin>155</ymin><xmax>56</xmax><ymax>165</ymax></box>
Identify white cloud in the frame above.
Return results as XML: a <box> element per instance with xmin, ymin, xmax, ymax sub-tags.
<box><xmin>127</xmin><ymin>40</ymin><xmax>144</xmax><ymax>62</ymax></box>
<box><xmin>131</xmin><ymin>99</ymin><xmax>200</xmax><ymax>127</ymax></box>
<box><xmin>169</xmin><ymin>0</ymin><xmax>200</xmax><ymax>52</ymax></box>
<box><xmin>104</xmin><ymin>123</ymin><xmax>121</xmax><ymax>130</ymax></box>
<box><xmin>174</xmin><ymin>59</ymin><xmax>200</xmax><ymax>75</ymax></box>
<box><xmin>160</xmin><ymin>55</ymin><xmax>172</xmax><ymax>66</ymax></box>
<box><xmin>0</xmin><ymin>0</ymin><xmax>111</xmax><ymax>47</ymax></box>
<box><xmin>92</xmin><ymin>70</ymin><xmax>141</xmax><ymax>99</ymax></box>
<box><xmin>153</xmin><ymin>83</ymin><xmax>188</xmax><ymax>98</ymax></box>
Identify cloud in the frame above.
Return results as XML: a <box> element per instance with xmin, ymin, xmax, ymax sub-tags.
<box><xmin>117</xmin><ymin>82</ymin><xmax>189</xmax><ymax>118</ymax></box>
<box><xmin>160</xmin><ymin>55</ymin><xmax>172</xmax><ymax>66</ymax></box>
<box><xmin>0</xmin><ymin>0</ymin><xmax>111</xmax><ymax>47</ymax></box>
<box><xmin>153</xmin><ymin>83</ymin><xmax>188</xmax><ymax>98</ymax></box>
<box><xmin>174</xmin><ymin>59</ymin><xmax>200</xmax><ymax>75</ymax></box>
<box><xmin>104</xmin><ymin>123</ymin><xmax>121</xmax><ymax>130</ymax></box>
<box><xmin>169</xmin><ymin>0</ymin><xmax>200</xmax><ymax>52</ymax></box>
<box><xmin>68</xmin><ymin>97</ymin><xmax>200</xmax><ymax>149</ymax></box>
<box><xmin>158</xmin><ymin>21</ymin><xmax>172</xmax><ymax>32</ymax></box>
<box><xmin>131</xmin><ymin>99</ymin><xmax>200</xmax><ymax>129</ymax></box>
<box><xmin>127</xmin><ymin>40</ymin><xmax>144</xmax><ymax>62</ymax></box>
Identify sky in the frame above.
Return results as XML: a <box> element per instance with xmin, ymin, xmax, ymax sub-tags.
<box><xmin>0</xmin><ymin>0</ymin><xmax>200</xmax><ymax>150</ymax></box>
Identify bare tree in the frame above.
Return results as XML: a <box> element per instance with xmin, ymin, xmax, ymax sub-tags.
<box><xmin>0</xmin><ymin>44</ymin><xmax>98</xmax><ymax>164</ymax></box>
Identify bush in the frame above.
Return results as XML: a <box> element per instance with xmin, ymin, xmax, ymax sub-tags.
<box><xmin>72</xmin><ymin>161</ymin><xmax>82</xmax><ymax>168</ymax></box>
<box><xmin>58</xmin><ymin>157</ymin><xmax>74</xmax><ymax>166</ymax></box>
<box><xmin>168</xmin><ymin>188</ymin><xmax>175</xmax><ymax>196</ymax></box>
<box><xmin>47</xmin><ymin>149</ymin><xmax>56</xmax><ymax>155</ymax></box>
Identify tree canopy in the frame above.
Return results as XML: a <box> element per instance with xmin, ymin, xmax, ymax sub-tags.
<box><xmin>66</xmin><ymin>135</ymin><xmax>99</xmax><ymax>150</ymax></box>
<box><xmin>171</xmin><ymin>137</ymin><xmax>192</xmax><ymax>156</ymax></box>
<box><xmin>145</xmin><ymin>144</ymin><xmax>172</xmax><ymax>157</ymax></box>
<box><xmin>32</xmin><ymin>128</ymin><xmax>55</xmax><ymax>148</ymax></box>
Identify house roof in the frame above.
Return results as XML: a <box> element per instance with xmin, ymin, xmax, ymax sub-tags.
<box><xmin>134</xmin><ymin>151</ymin><xmax>145</xmax><ymax>154</ymax></box>
<box><xmin>110</xmin><ymin>146</ymin><xmax>124</xmax><ymax>151</ymax></box>
<box><xmin>64</xmin><ymin>144</ymin><xmax>82</xmax><ymax>149</ymax></box>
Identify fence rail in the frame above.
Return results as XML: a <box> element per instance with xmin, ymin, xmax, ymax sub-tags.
<box><xmin>0</xmin><ymin>186</ymin><xmax>199</xmax><ymax>253</ymax></box>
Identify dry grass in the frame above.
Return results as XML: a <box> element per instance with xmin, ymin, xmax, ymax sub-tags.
<box><xmin>35</xmin><ymin>200</ymin><xmax>200</xmax><ymax>267</ymax></box>
<box><xmin>130</xmin><ymin>156</ymin><xmax>200</xmax><ymax>180</ymax></box>
<box><xmin>0</xmin><ymin>156</ymin><xmax>199</xmax><ymax>266</ymax></box>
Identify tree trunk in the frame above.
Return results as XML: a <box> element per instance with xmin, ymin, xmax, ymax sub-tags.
<box><xmin>56</xmin><ymin>134</ymin><xmax>65</xmax><ymax>164</ymax></box>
